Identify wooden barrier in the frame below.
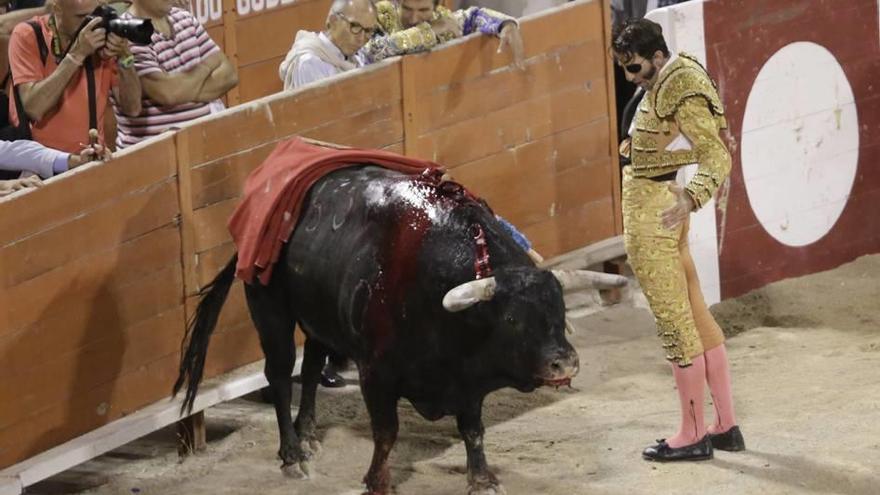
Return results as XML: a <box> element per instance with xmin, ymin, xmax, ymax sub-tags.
<box><xmin>0</xmin><ymin>0</ymin><xmax>619</xmax><ymax>481</ymax></box>
<box><xmin>0</xmin><ymin>136</ymin><xmax>184</xmax><ymax>469</ymax></box>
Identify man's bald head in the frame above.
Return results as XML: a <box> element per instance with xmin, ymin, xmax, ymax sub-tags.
<box><xmin>325</xmin><ymin>0</ymin><xmax>378</xmax><ymax>57</ymax></box>
<box><xmin>328</xmin><ymin>0</ymin><xmax>375</xmax><ymax>23</ymax></box>
<box><xmin>54</xmin><ymin>0</ymin><xmax>99</xmax><ymax>15</ymax></box>
<box><xmin>52</xmin><ymin>0</ymin><xmax>99</xmax><ymax>36</ymax></box>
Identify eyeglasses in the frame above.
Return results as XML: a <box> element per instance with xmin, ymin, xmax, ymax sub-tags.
<box><xmin>623</xmin><ymin>60</ymin><xmax>645</xmax><ymax>74</ymax></box>
<box><xmin>335</xmin><ymin>12</ymin><xmax>378</xmax><ymax>37</ymax></box>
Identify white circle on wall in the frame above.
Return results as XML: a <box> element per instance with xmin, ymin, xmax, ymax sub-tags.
<box><xmin>740</xmin><ymin>41</ymin><xmax>859</xmax><ymax>247</ymax></box>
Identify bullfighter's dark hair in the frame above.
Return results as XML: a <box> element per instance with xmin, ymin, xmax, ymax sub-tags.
<box><xmin>611</xmin><ymin>18</ymin><xmax>669</xmax><ymax>61</ymax></box>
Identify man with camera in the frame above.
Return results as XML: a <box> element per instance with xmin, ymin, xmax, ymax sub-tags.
<box><xmin>112</xmin><ymin>0</ymin><xmax>238</xmax><ymax>149</ymax></box>
<box><xmin>7</xmin><ymin>0</ymin><xmax>142</xmax><ymax>154</ymax></box>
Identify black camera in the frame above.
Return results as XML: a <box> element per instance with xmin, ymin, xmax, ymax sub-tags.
<box><xmin>83</xmin><ymin>5</ymin><xmax>154</xmax><ymax>45</ymax></box>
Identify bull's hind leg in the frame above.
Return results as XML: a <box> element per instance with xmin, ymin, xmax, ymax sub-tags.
<box><xmin>359</xmin><ymin>372</ymin><xmax>399</xmax><ymax>495</ymax></box>
<box><xmin>294</xmin><ymin>337</ymin><xmax>329</xmax><ymax>457</ymax></box>
<box><xmin>457</xmin><ymin>401</ymin><xmax>506</xmax><ymax>495</ymax></box>
<box><xmin>244</xmin><ymin>282</ymin><xmax>309</xmax><ymax>478</ymax></box>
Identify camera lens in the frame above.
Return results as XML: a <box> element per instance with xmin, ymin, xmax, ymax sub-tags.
<box><xmin>107</xmin><ymin>18</ymin><xmax>155</xmax><ymax>45</ymax></box>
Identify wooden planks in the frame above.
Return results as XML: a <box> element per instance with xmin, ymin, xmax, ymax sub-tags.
<box><xmin>0</xmin><ymin>138</ymin><xmax>187</xmax><ymax>469</ymax></box>
<box><xmin>234</xmin><ymin>0</ymin><xmax>330</xmax><ymax>66</ymax></box>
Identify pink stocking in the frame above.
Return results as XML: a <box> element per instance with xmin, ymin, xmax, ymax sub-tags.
<box><xmin>666</xmin><ymin>354</ymin><xmax>707</xmax><ymax>448</ymax></box>
<box><xmin>704</xmin><ymin>344</ymin><xmax>738</xmax><ymax>434</ymax></box>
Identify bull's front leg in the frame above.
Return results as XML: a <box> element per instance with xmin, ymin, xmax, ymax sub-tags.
<box><xmin>360</xmin><ymin>378</ymin><xmax>399</xmax><ymax>495</ymax></box>
<box><xmin>457</xmin><ymin>402</ymin><xmax>506</xmax><ymax>495</ymax></box>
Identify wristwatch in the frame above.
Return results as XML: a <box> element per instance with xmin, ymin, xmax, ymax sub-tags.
<box><xmin>118</xmin><ymin>54</ymin><xmax>136</xmax><ymax>70</ymax></box>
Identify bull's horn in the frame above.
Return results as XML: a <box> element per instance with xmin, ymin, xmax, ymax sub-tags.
<box><xmin>442</xmin><ymin>277</ymin><xmax>497</xmax><ymax>312</ymax></box>
<box><xmin>552</xmin><ymin>270</ymin><xmax>628</xmax><ymax>291</ymax></box>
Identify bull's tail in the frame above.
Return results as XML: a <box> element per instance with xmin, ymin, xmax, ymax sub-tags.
<box><xmin>173</xmin><ymin>254</ymin><xmax>238</xmax><ymax>415</ymax></box>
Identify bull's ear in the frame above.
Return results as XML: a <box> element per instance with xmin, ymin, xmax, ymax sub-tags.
<box><xmin>442</xmin><ymin>277</ymin><xmax>497</xmax><ymax>312</ymax></box>
<box><xmin>551</xmin><ymin>270</ymin><xmax>628</xmax><ymax>292</ymax></box>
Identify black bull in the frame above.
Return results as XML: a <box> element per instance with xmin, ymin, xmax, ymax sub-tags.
<box><xmin>173</xmin><ymin>165</ymin><xmax>625</xmax><ymax>494</ymax></box>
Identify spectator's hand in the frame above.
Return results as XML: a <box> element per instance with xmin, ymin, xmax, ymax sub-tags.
<box><xmin>0</xmin><ymin>176</ymin><xmax>43</xmax><ymax>196</ymax></box>
<box><xmin>70</xmin><ymin>17</ymin><xmax>106</xmax><ymax>59</ymax></box>
<box><xmin>101</xmin><ymin>33</ymin><xmax>128</xmax><ymax>60</ymax></box>
<box><xmin>661</xmin><ymin>183</ymin><xmax>695</xmax><ymax>229</ymax></box>
<box><xmin>430</xmin><ymin>16</ymin><xmax>462</xmax><ymax>42</ymax></box>
<box><xmin>68</xmin><ymin>144</ymin><xmax>110</xmax><ymax>169</ymax></box>
<box><xmin>498</xmin><ymin>22</ymin><xmax>525</xmax><ymax>71</ymax></box>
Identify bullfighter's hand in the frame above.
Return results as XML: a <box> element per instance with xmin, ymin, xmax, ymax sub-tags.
<box><xmin>661</xmin><ymin>183</ymin><xmax>695</xmax><ymax>229</ymax></box>
<box><xmin>498</xmin><ymin>22</ymin><xmax>525</xmax><ymax>71</ymax></box>
<box><xmin>430</xmin><ymin>16</ymin><xmax>462</xmax><ymax>42</ymax></box>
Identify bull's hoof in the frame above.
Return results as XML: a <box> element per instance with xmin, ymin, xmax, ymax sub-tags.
<box><xmin>468</xmin><ymin>480</ymin><xmax>506</xmax><ymax>495</ymax></box>
<box><xmin>308</xmin><ymin>438</ymin><xmax>323</xmax><ymax>455</ymax></box>
<box><xmin>300</xmin><ymin>438</ymin><xmax>322</xmax><ymax>457</ymax></box>
<box><xmin>281</xmin><ymin>461</ymin><xmax>310</xmax><ymax>479</ymax></box>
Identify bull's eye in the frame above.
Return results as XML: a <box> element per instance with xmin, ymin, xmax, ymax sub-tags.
<box><xmin>505</xmin><ymin>315</ymin><xmax>516</xmax><ymax>325</ymax></box>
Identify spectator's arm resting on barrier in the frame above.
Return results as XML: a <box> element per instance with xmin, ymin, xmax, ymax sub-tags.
<box><xmin>194</xmin><ymin>52</ymin><xmax>238</xmax><ymax>102</ymax></box>
<box><xmin>14</xmin><ymin>17</ymin><xmax>105</xmax><ymax>122</ymax></box>
<box><xmin>139</xmin><ymin>56</ymin><xmax>219</xmax><ymax>107</ymax></box>
<box><xmin>0</xmin><ymin>175</ymin><xmax>42</xmax><ymax>196</ymax></box>
<box><xmin>0</xmin><ymin>140</ymin><xmax>106</xmax><ymax>178</ymax></box>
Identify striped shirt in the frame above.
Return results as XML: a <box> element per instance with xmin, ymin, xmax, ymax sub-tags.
<box><xmin>112</xmin><ymin>8</ymin><xmax>221</xmax><ymax>149</ymax></box>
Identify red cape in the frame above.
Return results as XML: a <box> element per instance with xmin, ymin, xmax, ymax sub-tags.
<box><xmin>228</xmin><ymin>137</ymin><xmax>441</xmax><ymax>285</ymax></box>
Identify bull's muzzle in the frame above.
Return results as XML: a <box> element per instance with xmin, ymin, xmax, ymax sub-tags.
<box><xmin>537</xmin><ymin>348</ymin><xmax>580</xmax><ymax>388</ymax></box>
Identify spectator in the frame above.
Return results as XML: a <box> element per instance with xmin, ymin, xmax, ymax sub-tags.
<box><xmin>278</xmin><ymin>0</ymin><xmax>377</xmax><ymax>91</ymax></box>
<box><xmin>362</xmin><ymin>0</ymin><xmax>524</xmax><ymax>67</ymax></box>
<box><xmin>113</xmin><ymin>0</ymin><xmax>238</xmax><ymax>149</ymax></box>
<box><xmin>7</xmin><ymin>0</ymin><xmax>142</xmax><ymax>153</ymax></box>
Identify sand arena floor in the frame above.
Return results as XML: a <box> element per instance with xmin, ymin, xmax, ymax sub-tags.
<box><xmin>29</xmin><ymin>255</ymin><xmax>880</xmax><ymax>495</ymax></box>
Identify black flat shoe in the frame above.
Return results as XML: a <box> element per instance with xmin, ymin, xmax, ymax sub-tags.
<box><xmin>320</xmin><ymin>368</ymin><xmax>346</xmax><ymax>388</ymax></box>
<box><xmin>710</xmin><ymin>425</ymin><xmax>745</xmax><ymax>451</ymax></box>
<box><xmin>642</xmin><ymin>435</ymin><xmax>713</xmax><ymax>462</ymax></box>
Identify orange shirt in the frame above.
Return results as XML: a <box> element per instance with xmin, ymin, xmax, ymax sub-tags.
<box><xmin>8</xmin><ymin>15</ymin><xmax>117</xmax><ymax>153</ymax></box>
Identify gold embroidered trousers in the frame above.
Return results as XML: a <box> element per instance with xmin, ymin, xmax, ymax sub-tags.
<box><xmin>622</xmin><ymin>166</ymin><xmax>725</xmax><ymax>366</ymax></box>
